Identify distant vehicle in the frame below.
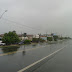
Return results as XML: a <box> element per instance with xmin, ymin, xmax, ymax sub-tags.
<box><xmin>18</xmin><ymin>41</ymin><xmax>24</xmax><ymax>45</ymax></box>
<box><xmin>0</xmin><ymin>40</ymin><xmax>6</xmax><ymax>46</ymax></box>
<box><xmin>0</xmin><ymin>37</ymin><xmax>2</xmax><ymax>40</ymax></box>
<box><xmin>32</xmin><ymin>44</ymin><xmax>36</xmax><ymax>46</ymax></box>
<box><xmin>0</xmin><ymin>42</ymin><xmax>5</xmax><ymax>46</ymax></box>
<box><xmin>0</xmin><ymin>41</ymin><xmax>2</xmax><ymax>43</ymax></box>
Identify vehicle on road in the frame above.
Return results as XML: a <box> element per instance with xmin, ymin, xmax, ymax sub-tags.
<box><xmin>18</xmin><ymin>41</ymin><xmax>24</xmax><ymax>45</ymax></box>
<box><xmin>0</xmin><ymin>40</ymin><xmax>6</xmax><ymax>46</ymax></box>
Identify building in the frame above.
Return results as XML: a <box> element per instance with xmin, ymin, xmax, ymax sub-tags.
<box><xmin>27</xmin><ymin>35</ymin><xmax>33</xmax><ymax>41</ymax></box>
<box><xmin>18</xmin><ymin>34</ymin><xmax>28</xmax><ymax>41</ymax></box>
<box><xmin>40</xmin><ymin>36</ymin><xmax>47</xmax><ymax>41</ymax></box>
<box><xmin>18</xmin><ymin>34</ymin><xmax>33</xmax><ymax>41</ymax></box>
<box><xmin>33</xmin><ymin>35</ymin><xmax>39</xmax><ymax>38</ymax></box>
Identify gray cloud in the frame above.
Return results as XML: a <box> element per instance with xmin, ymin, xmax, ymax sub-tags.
<box><xmin>0</xmin><ymin>0</ymin><xmax>72</xmax><ymax>37</ymax></box>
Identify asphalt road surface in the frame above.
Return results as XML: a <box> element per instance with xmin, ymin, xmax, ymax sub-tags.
<box><xmin>0</xmin><ymin>40</ymin><xmax>71</xmax><ymax>72</ymax></box>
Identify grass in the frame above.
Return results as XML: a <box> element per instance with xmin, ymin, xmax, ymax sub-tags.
<box><xmin>0</xmin><ymin>45</ymin><xmax>20</xmax><ymax>48</ymax></box>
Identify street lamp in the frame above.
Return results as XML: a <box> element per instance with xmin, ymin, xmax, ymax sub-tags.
<box><xmin>0</xmin><ymin>10</ymin><xmax>8</xmax><ymax>19</ymax></box>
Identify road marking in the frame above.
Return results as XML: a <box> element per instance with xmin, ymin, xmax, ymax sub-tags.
<box><xmin>18</xmin><ymin>46</ymin><xmax>66</xmax><ymax>72</ymax></box>
<box><xmin>0</xmin><ymin>45</ymin><xmax>50</xmax><ymax>56</ymax></box>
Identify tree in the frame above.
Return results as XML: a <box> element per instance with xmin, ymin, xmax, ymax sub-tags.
<box><xmin>2</xmin><ymin>31</ymin><xmax>20</xmax><ymax>45</ymax></box>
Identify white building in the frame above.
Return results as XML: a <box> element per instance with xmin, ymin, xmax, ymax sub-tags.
<box><xmin>33</xmin><ymin>35</ymin><xmax>39</xmax><ymax>38</ymax></box>
<box><xmin>19</xmin><ymin>37</ymin><xmax>28</xmax><ymax>41</ymax></box>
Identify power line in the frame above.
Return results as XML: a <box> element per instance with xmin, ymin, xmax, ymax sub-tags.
<box><xmin>1</xmin><ymin>18</ymin><xmax>39</xmax><ymax>34</ymax></box>
<box><xmin>2</xmin><ymin>17</ymin><xmax>40</xmax><ymax>30</ymax></box>
<box><xmin>0</xmin><ymin>10</ymin><xmax>40</xmax><ymax>34</ymax></box>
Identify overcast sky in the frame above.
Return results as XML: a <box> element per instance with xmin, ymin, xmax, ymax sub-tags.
<box><xmin>0</xmin><ymin>0</ymin><xmax>72</xmax><ymax>37</ymax></box>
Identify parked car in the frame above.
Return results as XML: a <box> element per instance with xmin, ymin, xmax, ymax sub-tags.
<box><xmin>18</xmin><ymin>41</ymin><xmax>24</xmax><ymax>45</ymax></box>
<box><xmin>0</xmin><ymin>43</ymin><xmax>6</xmax><ymax>46</ymax></box>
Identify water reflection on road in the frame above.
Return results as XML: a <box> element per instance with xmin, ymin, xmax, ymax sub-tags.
<box><xmin>0</xmin><ymin>41</ymin><xmax>67</xmax><ymax>55</ymax></box>
<box><xmin>0</xmin><ymin>40</ymin><xmax>70</xmax><ymax>72</ymax></box>
<box><xmin>0</xmin><ymin>43</ymin><xmax>47</xmax><ymax>54</ymax></box>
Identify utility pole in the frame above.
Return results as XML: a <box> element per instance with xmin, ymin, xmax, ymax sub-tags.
<box><xmin>39</xmin><ymin>33</ymin><xmax>41</xmax><ymax>43</ymax></box>
<box><xmin>23</xmin><ymin>33</ymin><xmax>27</xmax><ymax>52</ymax></box>
<box><xmin>0</xmin><ymin>10</ymin><xmax>7</xmax><ymax>19</ymax></box>
<box><xmin>21</xmin><ymin>32</ymin><xmax>22</xmax><ymax>41</ymax></box>
<box><xmin>46</xmin><ymin>32</ymin><xmax>48</xmax><ymax>42</ymax></box>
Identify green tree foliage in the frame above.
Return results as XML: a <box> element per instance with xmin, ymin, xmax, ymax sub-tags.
<box><xmin>2</xmin><ymin>31</ymin><xmax>20</xmax><ymax>45</ymax></box>
<box><xmin>47</xmin><ymin>37</ymin><xmax>53</xmax><ymax>41</ymax></box>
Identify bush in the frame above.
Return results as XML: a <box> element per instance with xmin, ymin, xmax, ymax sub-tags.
<box><xmin>32</xmin><ymin>38</ymin><xmax>45</xmax><ymax>43</ymax></box>
<box><xmin>59</xmin><ymin>37</ymin><xmax>63</xmax><ymax>40</ymax></box>
<box><xmin>39</xmin><ymin>38</ymin><xmax>45</xmax><ymax>42</ymax></box>
<box><xmin>53</xmin><ymin>35</ymin><xmax>58</xmax><ymax>41</ymax></box>
<box><xmin>24</xmin><ymin>40</ymin><xmax>31</xmax><ymax>44</ymax></box>
<box><xmin>32</xmin><ymin>38</ymin><xmax>39</xmax><ymax>43</ymax></box>
<box><xmin>47</xmin><ymin>37</ymin><xmax>53</xmax><ymax>41</ymax></box>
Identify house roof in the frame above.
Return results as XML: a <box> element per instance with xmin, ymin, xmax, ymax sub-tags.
<box><xmin>40</xmin><ymin>36</ymin><xmax>47</xmax><ymax>37</ymax></box>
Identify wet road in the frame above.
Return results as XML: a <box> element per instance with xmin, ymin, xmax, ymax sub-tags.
<box><xmin>0</xmin><ymin>40</ymin><xmax>71</xmax><ymax>72</ymax></box>
<box><xmin>33</xmin><ymin>40</ymin><xmax>72</xmax><ymax>72</ymax></box>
